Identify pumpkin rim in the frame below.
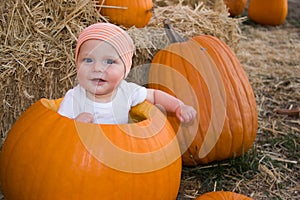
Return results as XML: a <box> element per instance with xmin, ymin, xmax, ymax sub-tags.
<box><xmin>40</xmin><ymin>97</ymin><xmax>159</xmax><ymax>125</ymax></box>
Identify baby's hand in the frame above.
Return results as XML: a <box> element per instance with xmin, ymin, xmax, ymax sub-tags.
<box><xmin>175</xmin><ymin>104</ymin><xmax>197</xmax><ymax>123</ymax></box>
<box><xmin>75</xmin><ymin>112</ymin><xmax>94</xmax><ymax>123</ymax></box>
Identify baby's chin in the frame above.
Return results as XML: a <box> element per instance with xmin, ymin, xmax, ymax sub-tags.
<box><xmin>86</xmin><ymin>87</ymin><xmax>116</xmax><ymax>102</ymax></box>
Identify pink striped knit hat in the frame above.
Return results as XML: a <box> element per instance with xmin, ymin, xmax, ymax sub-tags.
<box><xmin>75</xmin><ymin>23</ymin><xmax>135</xmax><ymax>78</ymax></box>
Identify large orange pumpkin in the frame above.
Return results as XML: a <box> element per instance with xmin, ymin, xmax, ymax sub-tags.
<box><xmin>224</xmin><ymin>0</ymin><xmax>247</xmax><ymax>16</ymax></box>
<box><xmin>0</xmin><ymin>99</ymin><xmax>181</xmax><ymax>199</ymax></box>
<box><xmin>195</xmin><ymin>191</ymin><xmax>253</xmax><ymax>200</ymax></box>
<box><xmin>247</xmin><ymin>0</ymin><xmax>288</xmax><ymax>26</ymax></box>
<box><xmin>148</xmin><ymin>22</ymin><xmax>258</xmax><ymax>165</ymax></box>
<box><xmin>99</xmin><ymin>0</ymin><xmax>153</xmax><ymax>28</ymax></box>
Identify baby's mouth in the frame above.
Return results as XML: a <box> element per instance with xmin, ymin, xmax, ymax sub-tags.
<box><xmin>92</xmin><ymin>78</ymin><xmax>106</xmax><ymax>85</ymax></box>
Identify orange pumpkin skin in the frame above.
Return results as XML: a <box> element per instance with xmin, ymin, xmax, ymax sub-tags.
<box><xmin>248</xmin><ymin>0</ymin><xmax>288</xmax><ymax>26</ymax></box>
<box><xmin>0</xmin><ymin>99</ymin><xmax>181</xmax><ymax>199</ymax></box>
<box><xmin>224</xmin><ymin>0</ymin><xmax>247</xmax><ymax>16</ymax></box>
<box><xmin>195</xmin><ymin>191</ymin><xmax>253</xmax><ymax>200</ymax></box>
<box><xmin>148</xmin><ymin>35</ymin><xmax>258</xmax><ymax>165</ymax></box>
<box><xmin>99</xmin><ymin>0</ymin><xmax>153</xmax><ymax>28</ymax></box>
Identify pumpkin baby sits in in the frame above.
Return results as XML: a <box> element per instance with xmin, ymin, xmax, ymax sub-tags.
<box><xmin>58</xmin><ymin>23</ymin><xmax>197</xmax><ymax>124</ymax></box>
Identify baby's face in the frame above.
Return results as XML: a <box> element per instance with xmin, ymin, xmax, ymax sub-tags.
<box><xmin>76</xmin><ymin>39</ymin><xmax>125</xmax><ymax>102</ymax></box>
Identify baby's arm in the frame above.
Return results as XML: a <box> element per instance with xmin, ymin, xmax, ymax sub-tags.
<box><xmin>146</xmin><ymin>89</ymin><xmax>197</xmax><ymax>123</ymax></box>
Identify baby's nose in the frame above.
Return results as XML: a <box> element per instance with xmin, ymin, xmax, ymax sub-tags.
<box><xmin>93</xmin><ymin>62</ymin><xmax>107</xmax><ymax>72</ymax></box>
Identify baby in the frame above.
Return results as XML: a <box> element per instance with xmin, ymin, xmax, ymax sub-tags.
<box><xmin>58</xmin><ymin>23</ymin><xmax>196</xmax><ymax>124</ymax></box>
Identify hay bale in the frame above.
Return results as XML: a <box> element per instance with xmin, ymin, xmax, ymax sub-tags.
<box><xmin>0</xmin><ymin>0</ymin><xmax>243</xmax><ymax>144</ymax></box>
<box><xmin>0</xmin><ymin>0</ymin><xmax>103</xmax><ymax>142</ymax></box>
<box><xmin>127</xmin><ymin>1</ymin><xmax>243</xmax><ymax>84</ymax></box>
<box><xmin>154</xmin><ymin>0</ymin><xmax>228</xmax><ymax>13</ymax></box>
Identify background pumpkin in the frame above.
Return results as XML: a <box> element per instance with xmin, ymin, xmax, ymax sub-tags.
<box><xmin>0</xmin><ymin>99</ymin><xmax>181</xmax><ymax>199</ymax></box>
<box><xmin>224</xmin><ymin>0</ymin><xmax>247</xmax><ymax>16</ymax></box>
<box><xmin>195</xmin><ymin>191</ymin><xmax>253</xmax><ymax>200</ymax></box>
<box><xmin>247</xmin><ymin>0</ymin><xmax>288</xmax><ymax>26</ymax></box>
<box><xmin>148</xmin><ymin>22</ymin><xmax>258</xmax><ymax>165</ymax></box>
<box><xmin>99</xmin><ymin>0</ymin><xmax>153</xmax><ymax>28</ymax></box>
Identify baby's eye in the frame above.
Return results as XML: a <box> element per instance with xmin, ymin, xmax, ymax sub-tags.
<box><xmin>103</xmin><ymin>59</ymin><xmax>115</xmax><ymax>65</ymax></box>
<box><xmin>83</xmin><ymin>58</ymin><xmax>93</xmax><ymax>63</ymax></box>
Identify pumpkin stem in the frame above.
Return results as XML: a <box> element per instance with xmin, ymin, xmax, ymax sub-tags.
<box><xmin>163</xmin><ymin>19</ymin><xmax>187</xmax><ymax>43</ymax></box>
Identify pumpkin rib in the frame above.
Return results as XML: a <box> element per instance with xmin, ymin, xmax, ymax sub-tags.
<box><xmin>221</xmin><ymin>45</ymin><xmax>257</xmax><ymax>149</ymax></box>
<box><xmin>214</xmin><ymin>37</ymin><xmax>255</xmax><ymax>154</ymax></box>
<box><xmin>198</xmin><ymin>35</ymin><xmax>257</xmax><ymax>156</ymax></box>
<box><xmin>185</xmin><ymin>41</ymin><xmax>231</xmax><ymax>162</ymax></box>
<box><xmin>211</xmin><ymin>55</ymin><xmax>240</xmax><ymax>159</ymax></box>
<box><xmin>212</xmin><ymin>36</ymin><xmax>257</xmax><ymax>149</ymax></box>
<box><xmin>204</xmin><ymin>36</ymin><xmax>247</xmax><ymax>151</ymax></box>
<box><xmin>227</xmin><ymin>49</ymin><xmax>256</xmax><ymax>151</ymax></box>
<box><xmin>205</xmin><ymin>40</ymin><xmax>243</xmax><ymax>157</ymax></box>
<box><xmin>220</xmin><ymin>44</ymin><xmax>252</xmax><ymax>153</ymax></box>
<box><xmin>198</xmin><ymin>49</ymin><xmax>234</xmax><ymax>161</ymax></box>
<box><xmin>194</xmin><ymin>36</ymin><xmax>243</xmax><ymax>159</ymax></box>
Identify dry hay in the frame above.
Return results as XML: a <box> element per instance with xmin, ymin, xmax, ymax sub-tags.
<box><xmin>0</xmin><ymin>0</ymin><xmax>241</xmax><ymax>143</ymax></box>
<box><xmin>154</xmin><ymin>0</ymin><xmax>227</xmax><ymax>11</ymax></box>
<box><xmin>1</xmin><ymin>0</ymin><xmax>102</xmax><ymax>143</ymax></box>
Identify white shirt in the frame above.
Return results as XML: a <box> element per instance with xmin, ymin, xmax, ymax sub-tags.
<box><xmin>58</xmin><ymin>80</ymin><xmax>147</xmax><ymax>124</ymax></box>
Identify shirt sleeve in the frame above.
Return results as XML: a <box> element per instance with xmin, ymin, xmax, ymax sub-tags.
<box><xmin>120</xmin><ymin>80</ymin><xmax>147</xmax><ymax>107</ymax></box>
<box><xmin>57</xmin><ymin>88</ymin><xmax>76</xmax><ymax>119</ymax></box>
<box><xmin>131</xmin><ymin>85</ymin><xmax>147</xmax><ymax>106</ymax></box>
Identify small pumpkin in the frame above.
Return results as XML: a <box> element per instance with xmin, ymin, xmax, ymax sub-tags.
<box><xmin>148</xmin><ymin>21</ymin><xmax>258</xmax><ymax>165</ymax></box>
<box><xmin>247</xmin><ymin>0</ymin><xmax>288</xmax><ymax>26</ymax></box>
<box><xmin>195</xmin><ymin>191</ymin><xmax>253</xmax><ymax>200</ymax></box>
<box><xmin>224</xmin><ymin>0</ymin><xmax>247</xmax><ymax>16</ymax></box>
<box><xmin>99</xmin><ymin>0</ymin><xmax>153</xmax><ymax>28</ymax></box>
<box><xmin>0</xmin><ymin>99</ymin><xmax>181</xmax><ymax>199</ymax></box>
